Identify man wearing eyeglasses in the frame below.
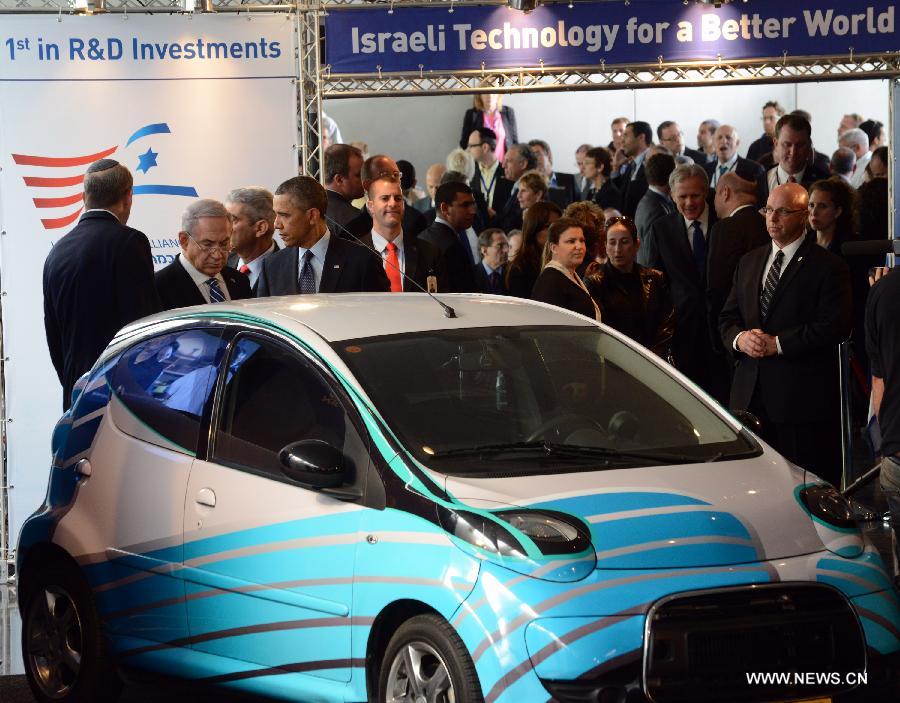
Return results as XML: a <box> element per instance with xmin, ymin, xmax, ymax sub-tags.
<box><xmin>155</xmin><ymin>199</ymin><xmax>252</xmax><ymax>311</ymax></box>
<box><xmin>720</xmin><ymin>183</ymin><xmax>851</xmax><ymax>487</ymax></box>
<box><xmin>467</xmin><ymin>127</ymin><xmax>513</xmax><ymax>226</ymax></box>
<box><xmin>657</xmin><ymin>121</ymin><xmax>706</xmax><ymax>165</ymax></box>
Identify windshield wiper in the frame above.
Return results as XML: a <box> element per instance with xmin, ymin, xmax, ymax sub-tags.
<box><xmin>430</xmin><ymin>441</ymin><xmax>553</xmax><ymax>458</ymax></box>
<box><xmin>544</xmin><ymin>443</ymin><xmax>724</xmax><ymax>464</ymax></box>
<box><xmin>430</xmin><ymin>441</ymin><xmax>722</xmax><ymax>465</ymax></box>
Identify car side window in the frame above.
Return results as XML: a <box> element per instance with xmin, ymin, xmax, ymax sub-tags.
<box><xmin>110</xmin><ymin>328</ymin><xmax>227</xmax><ymax>454</ymax></box>
<box><xmin>212</xmin><ymin>335</ymin><xmax>347</xmax><ymax>478</ymax></box>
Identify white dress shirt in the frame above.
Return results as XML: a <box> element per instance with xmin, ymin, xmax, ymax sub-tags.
<box><xmin>477</xmin><ymin>160</ymin><xmax>501</xmax><ymax>205</ymax></box>
<box><xmin>296</xmin><ymin>229</ymin><xmax>331</xmax><ymax>292</ymax></box>
<box><xmin>767</xmin><ymin>165</ymin><xmax>805</xmax><ymax>193</ymax></box>
<box><xmin>235</xmin><ymin>241</ymin><xmax>276</xmax><ymax>289</ymax></box>
<box><xmin>371</xmin><ymin>229</ymin><xmax>406</xmax><ymax>282</ymax></box>
<box><xmin>179</xmin><ymin>254</ymin><xmax>231</xmax><ymax>303</ymax></box>
<box><xmin>710</xmin><ymin>154</ymin><xmax>739</xmax><ymax>188</ymax></box>
<box><xmin>682</xmin><ymin>208</ymin><xmax>710</xmax><ymax>252</ymax></box>
<box><xmin>850</xmin><ymin>151</ymin><xmax>872</xmax><ymax>188</ymax></box>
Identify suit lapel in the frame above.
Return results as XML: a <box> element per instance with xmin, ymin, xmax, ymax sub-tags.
<box><xmin>767</xmin><ymin>238</ymin><xmax>810</xmax><ymax>312</ymax></box>
<box><xmin>279</xmin><ymin>248</ymin><xmax>301</xmax><ymax>295</ymax></box>
<box><xmin>745</xmin><ymin>245</ymin><xmax>769</xmax><ymax>326</ymax></box>
<box><xmin>404</xmin><ymin>237</ymin><xmax>418</xmax><ymax>291</ymax></box>
<box><xmin>319</xmin><ymin>237</ymin><xmax>345</xmax><ymax>293</ymax></box>
<box><xmin>173</xmin><ymin>256</ymin><xmax>206</xmax><ymax>306</ymax></box>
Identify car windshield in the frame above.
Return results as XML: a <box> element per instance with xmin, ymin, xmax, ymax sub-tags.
<box><xmin>334</xmin><ymin>326</ymin><xmax>758</xmax><ymax>476</ymax></box>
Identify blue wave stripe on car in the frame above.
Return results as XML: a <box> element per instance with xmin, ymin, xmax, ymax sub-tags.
<box><xmin>589</xmin><ymin>510</ymin><xmax>750</xmax><ymax>552</ymax></box>
<box><xmin>598</xmin><ymin>542</ymin><xmax>760</xmax><ymax>569</ymax></box>
<box><xmin>816</xmin><ymin>557</ymin><xmax>895</xmax><ymax>592</ymax></box>
<box><xmin>530</xmin><ymin>491</ymin><xmax>710</xmax><ymax>516</ymax></box>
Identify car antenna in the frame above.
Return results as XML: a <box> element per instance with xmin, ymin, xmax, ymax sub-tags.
<box><xmin>325</xmin><ymin>215</ymin><xmax>457</xmax><ymax>319</ymax></box>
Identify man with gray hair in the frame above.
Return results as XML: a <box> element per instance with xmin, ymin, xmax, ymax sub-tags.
<box><xmin>837</xmin><ymin>127</ymin><xmax>871</xmax><ymax>188</ymax></box>
<box><xmin>43</xmin><ymin>158</ymin><xmax>161</xmax><ymax>409</ymax></box>
<box><xmin>830</xmin><ymin>147</ymin><xmax>857</xmax><ymax>185</ymax></box>
<box><xmin>225</xmin><ymin>186</ymin><xmax>279</xmax><ymax>293</ymax></box>
<box><xmin>641</xmin><ymin>163</ymin><xmax>727</xmax><ymax>400</ymax></box>
<box><xmin>155</xmin><ymin>198</ymin><xmax>251</xmax><ymax>310</ymax></box>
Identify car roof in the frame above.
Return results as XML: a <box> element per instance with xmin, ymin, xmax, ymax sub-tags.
<box><xmin>123</xmin><ymin>293</ymin><xmax>596</xmax><ymax>343</ymax></box>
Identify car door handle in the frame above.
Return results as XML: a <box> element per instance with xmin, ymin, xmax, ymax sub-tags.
<box><xmin>195</xmin><ymin>487</ymin><xmax>216</xmax><ymax>508</ymax></box>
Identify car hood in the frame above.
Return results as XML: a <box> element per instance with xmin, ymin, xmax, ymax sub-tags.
<box><xmin>441</xmin><ymin>452</ymin><xmax>829</xmax><ymax>569</ymax></box>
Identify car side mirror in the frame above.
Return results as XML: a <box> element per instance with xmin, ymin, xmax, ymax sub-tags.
<box><xmin>732</xmin><ymin>410</ymin><xmax>763</xmax><ymax>435</ymax></box>
<box><xmin>279</xmin><ymin>439</ymin><xmax>347</xmax><ymax>489</ymax></box>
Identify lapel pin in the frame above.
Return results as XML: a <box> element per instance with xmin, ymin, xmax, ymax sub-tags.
<box><xmin>333</xmin><ymin>264</ymin><xmax>340</xmax><ymax>269</ymax></box>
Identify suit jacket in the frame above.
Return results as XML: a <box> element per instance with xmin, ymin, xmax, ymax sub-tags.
<box><xmin>614</xmin><ymin>161</ymin><xmax>649</xmax><ymax>218</ymax></box>
<box><xmin>531</xmin><ymin>267</ymin><xmax>597</xmax><ymax>320</ymax></box>
<box><xmin>326</xmin><ymin>189</ymin><xmax>363</xmax><ymax>230</ymax></box>
<box><xmin>549</xmin><ymin>171</ymin><xmax>579</xmax><ymax>207</ymax></box>
<box><xmin>43</xmin><ymin>211</ymin><xmax>161</xmax><ymax>408</ymax></box>
<box><xmin>470</xmin><ymin>170</ymin><xmax>514</xmax><ymax>226</ymax></box>
<box><xmin>492</xmin><ymin>187</ymin><xmax>523</xmax><ymax>232</ymax></box>
<box><xmin>706</xmin><ymin>206</ymin><xmax>770</xmax><ymax>352</ymax></box>
<box><xmin>746</xmin><ymin>134</ymin><xmax>773</xmax><ymax>164</ymax></box>
<box><xmin>683</xmin><ymin>147</ymin><xmax>708</xmax><ymax>164</ymax></box>
<box><xmin>641</xmin><ymin>209</ymin><xmax>719</xmax><ymax>388</ymax></box>
<box><xmin>155</xmin><ymin>256</ymin><xmax>252</xmax><ymax>311</ymax></box>
<box><xmin>719</xmin><ymin>237</ymin><xmax>851</xmax><ymax>422</ymax></box>
<box><xmin>459</xmin><ymin>106</ymin><xmax>518</xmax><ymax>152</ymax></box>
<box><xmin>705</xmin><ymin>157</ymin><xmax>767</xmax><ymax>205</ymax></box>
<box><xmin>412</xmin><ymin>196</ymin><xmax>433</xmax><ymax>215</ymax></box>
<box><xmin>473</xmin><ymin>263</ymin><xmax>509</xmax><ymax>295</ymax></box>
<box><xmin>417</xmin><ymin>220</ymin><xmax>478</xmax><ymax>293</ymax></box>
<box><xmin>357</xmin><ymin>232</ymin><xmax>448</xmax><ymax>293</ymax></box>
<box><xmin>634</xmin><ymin>189</ymin><xmax>674</xmax><ymax>245</ymax></box>
<box><xmin>226</xmin><ymin>241</ymin><xmax>280</xmax><ymax>295</ymax></box>
<box><xmin>256</xmin><ymin>235</ymin><xmax>391</xmax><ymax>297</ymax></box>
<box><xmin>584</xmin><ymin>179</ymin><xmax>623</xmax><ymax>211</ymax></box>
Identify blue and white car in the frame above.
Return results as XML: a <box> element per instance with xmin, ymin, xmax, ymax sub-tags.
<box><xmin>16</xmin><ymin>294</ymin><xmax>900</xmax><ymax>703</ymax></box>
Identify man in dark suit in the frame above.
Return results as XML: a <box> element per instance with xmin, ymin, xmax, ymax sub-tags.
<box><xmin>613</xmin><ymin>121</ymin><xmax>654</xmax><ymax>218</ymax></box>
<box><xmin>493</xmin><ymin>143</ymin><xmax>536</xmax><ymax>232</ymax></box>
<box><xmin>412</xmin><ymin>163</ymin><xmax>445</xmax><ymax>224</ymax></box>
<box><xmin>256</xmin><ymin>176</ymin><xmax>390</xmax><ymax>296</ymax></box>
<box><xmin>418</xmin><ymin>182</ymin><xmax>479</xmax><ymax>293</ymax></box>
<box><xmin>705</xmin><ymin>125</ymin><xmax>766</xmax><ymax>205</ymax></box>
<box><xmin>156</xmin><ymin>199</ymin><xmax>252</xmax><ymax>310</ymax></box>
<box><xmin>529</xmin><ymin>139</ymin><xmax>579</xmax><ymax>207</ymax></box>
<box><xmin>634</xmin><ymin>153</ymin><xmax>676</xmax><ymax>244</ymax></box>
<box><xmin>358</xmin><ymin>174</ymin><xmax>447</xmax><ymax>292</ymax></box>
<box><xmin>640</xmin><ymin>164</ymin><xmax>726</xmax><ymax>400</ymax></box>
<box><xmin>43</xmin><ymin>159</ymin><xmax>161</xmax><ymax>408</ymax></box>
<box><xmin>225</xmin><ymin>186</ymin><xmax>279</xmax><ymax>294</ymax></box>
<box><xmin>467</xmin><ymin>127</ymin><xmax>513</xmax><ymax>227</ymax></box>
<box><xmin>473</xmin><ymin>228</ymin><xmax>510</xmax><ymax>295</ymax></box>
<box><xmin>720</xmin><ymin>183</ymin><xmax>851</xmax><ymax>486</ymax></box>
<box><xmin>745</xmin><ymin>101</ymin><xmax>784</xmax><ymax>163</ymax></box>
<box><xmin>657</xmin><ymin>121</ymin><xmax>707</xmax><ymax>165</ymax></box>
<box><xmin>323</xmin><ymin>143</ymin><xmax>366</xmax><ymax>230</ymax></box>
<box><xmin>764</xmin><ymin>114</ymin><xmax>831</xmax><ymax>197</ymax></box>
<box><xmin>706</xmin><ymin>173</ymin><xmax>769</xmax><ymax>353</ymax></box>
<box><xmin>343</xmin><ymin>154</ymin><xmax>427</xmax><ymax>241</ymax></box>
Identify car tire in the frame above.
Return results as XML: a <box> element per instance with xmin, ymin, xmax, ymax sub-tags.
<box><xmin>379</xmin><ymin>613</ymin><xmax>483</xmax><ymax>703</ymax></box>
<box><xmin>21</xmin><ymin>561</ymin><xmax>122</xmax><ymax>703</ymax></box>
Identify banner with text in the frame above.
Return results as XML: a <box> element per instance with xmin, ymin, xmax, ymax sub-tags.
<box><xmin>0</xmin><ymin>13</ymin><xmax>298</xmax><ymax>549</ymax></box>
<box><xmin>324</xmin><ymin>0</ymin><xmax>897</xmax><ymax>74</ymax></box>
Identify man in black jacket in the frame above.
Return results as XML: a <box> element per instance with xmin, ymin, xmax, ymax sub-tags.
<box><xmin>418</xmin><ymin>182</ymin><xmax>479</xmax><ymax>293</ymax></box>
<box><xmin>156</xmin><ymin>199</ymin><xmax>252</xmax><ymax>311</ymax></box>
<box><xmin>720</xmin><ymin>183</ymin><xmax>851</xmax><ymax>486</ymax></box>
<box><xmin>43</xmin><ymin>159</ymin><xmax>161</xmax><ymax>409</ymax></box>
<box><xmin>225</xmin><ymin>186</ymin><xmax>279</xmax><ymax>294</ymax></box>
<box><xmin>256</xmin><ymin>176</ymin><xmax>390</xmax><ymax>296</ymax></box>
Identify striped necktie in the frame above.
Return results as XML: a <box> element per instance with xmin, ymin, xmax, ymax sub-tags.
<box><xmin>759</xmin><ymin>250</ymin><xmax>784</xmax><ymax>320</ymax></box>
<box><xmin>299</xmin><ymin>250</ymin><xmax>316</xmax><ymax>294</ymax></box>
<box><xmin>207</xmin><ymin>278</ymin><xmax>226</xmax><ymax>303</ymax></box>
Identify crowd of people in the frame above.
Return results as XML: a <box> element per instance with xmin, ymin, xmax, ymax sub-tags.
<box><xmin>43</xmin><ymin>99</ymin><xmax>893</xmax><ymax>495</ymax></box>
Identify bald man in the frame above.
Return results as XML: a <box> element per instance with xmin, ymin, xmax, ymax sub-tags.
<box><xmin>720</xmin><ymin>183</ymin><xmax>851</xmax><ymax>486</ymax></box>
<box><xmin>704</xmin><ymin>125</ymin><xmax>766</xmax><ymax>204</ymax></box>
<box><xmin>706</xmin><ymin>173</ymin><xmax>769</xmax><ymax>353</ymax></box>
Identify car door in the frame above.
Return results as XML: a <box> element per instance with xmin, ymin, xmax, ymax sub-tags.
<box><xmin>182</xmin><ymin>332</ymin><xmax>371</xmax><ymax>682</ymax></box>
<box><xmin>67</xmin><ymin>326</ymin><xmax>228</xmax><ymax>649</ymax></box>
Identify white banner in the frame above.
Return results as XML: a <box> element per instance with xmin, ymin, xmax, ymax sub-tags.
<box><xmin>0</xmin><ymin>13</ymin><xmax>298</xmax><ymax>550</ymax></box>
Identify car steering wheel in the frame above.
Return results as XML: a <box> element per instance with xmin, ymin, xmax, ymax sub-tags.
<box><xmin>526</xmin><ymin>413</ymin><xmax>608</xmax><ymax>444</ymax></box>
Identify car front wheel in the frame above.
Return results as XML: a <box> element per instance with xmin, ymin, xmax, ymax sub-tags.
<box><xmin>21</xmin><ymin>562</ymin><xmax>121</xmax><ymax>703</ymax></box>
<box><xmin>379</xmin><ymin>614</ymin><xmax>483</xmax><ymax>703</ymax></box>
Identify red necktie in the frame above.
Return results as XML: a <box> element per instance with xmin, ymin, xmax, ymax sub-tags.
<box><xmin>239</xmin><ymin>264</ymin><xmax>250</xmax><ymax>274</ymax></box>
<box><xmin>385</xmin><ymin>242</ymin><xmax>402</xmax><ymax>293</ymax></box>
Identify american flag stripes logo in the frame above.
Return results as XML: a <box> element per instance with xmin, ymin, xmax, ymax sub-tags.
<box><xmin>11</xmin><ymin>122</ymin><xmax>199</xmax><ymax>230</ymax></box>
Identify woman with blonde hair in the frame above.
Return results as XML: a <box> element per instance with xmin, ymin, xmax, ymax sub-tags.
<box><xmin>459</xmin><ymin>90</ymin><xmax>518</xmax><ymax>162</ymax></box>
<box><xmin>516</xmin><ymin>170</ymin><xmax>548</xmax><ymax>217</ymax></box>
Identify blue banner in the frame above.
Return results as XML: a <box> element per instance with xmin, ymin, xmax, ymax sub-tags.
<box><xmin>324</xmin><ymin>0</ymin><xmax>897</xmax><ymax>75</ymax></box>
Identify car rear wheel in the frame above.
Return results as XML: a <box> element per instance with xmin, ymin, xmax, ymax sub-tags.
<box><xmin>379</xmin><ymin>614</ymin><xmax>483</xmax><ymax>703</ymax></box>
<box><xmin>22</xmin><ymin>562</ymin><xmax>121</xmax><ymax>703</ymax></box>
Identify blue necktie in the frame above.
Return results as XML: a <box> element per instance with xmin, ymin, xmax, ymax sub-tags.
<box><xmin>207</xmin><ymin>278</ymin><xmax>226</xmax><ymax>303</ymax></box>
<box><xmin>299</xmin><ymin>250</ymin><xmax>316</xmax><ymax>294</ymax></box>
<box><xmin>489</xmin><ymin>270</ymin><xmax>502</xmax><ymax>294</ymax></box>
<box><xmin>691</xmin><ymin>220</ymin><xmax>706</xmax><ymax>275</ymax></box>
<box><xmin>458</xmin><ymin>230</ymin><xmax>475</xmax><ymax>266</ymax></box>
<box><xmin>718</xmin><ymin>164</ymin><xmax>729</xmax><ymax>178</ymax></box>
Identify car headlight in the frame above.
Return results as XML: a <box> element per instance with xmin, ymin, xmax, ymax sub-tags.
<box><xmin>799</xmin><ymin>485</ymin><xmax>856</xmax><ymax>529</ymax></box>
<box><xmin>437</xmin><ymin>507</ymin><xmax>526</xmax><ymax>557</ymax></box>
<box><xmin>495</xmin><ymin>510</ymin><xmax>592</xmax><ymax>555</ymax></box>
